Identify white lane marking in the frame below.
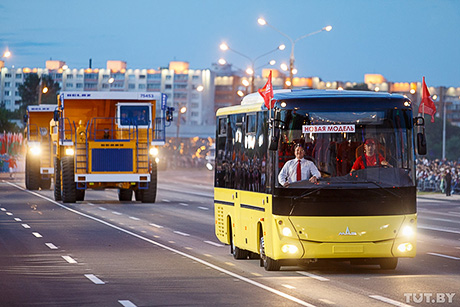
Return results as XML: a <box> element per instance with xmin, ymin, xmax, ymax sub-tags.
<box><xmin>5</xmin><ymin>182</ymin><xmax>317</xmax><ymax>307</ymax></box>
<box><xmin>420</xmin><ymin>216</ymin><xmax>459</xmax><ymax>223</ymax></box>
<box><xmin>418</xmin><ymin>225</ymin><xmax>460</xmax><ymax>235</ymax></box>
<box><xmin>129</xmin><ymin>216</ymin><xmax>140</xmax><ymax>221</ymax></box>
<box><xmin>179</xmin><ymin>202</ymin><xmax>189</xmax><ymax>207</ymax></box>
<box><xmin>32</xmin><ymin>232</ymin><xmax>42</xmax><ymax>238</ymax></box>
<box><xmin>45</xmin><ymin>243</ymin><xmax>58</xmax><ymax>250</ymax></box>
<box><xmin>204</xmin><ymin>240</ymin><xmax>224</xmax><ymax>247</ymax></box>
<box><xmin>162</xmin><ymin>199</ymin><xmax>171</xmax><ymax>203</ymax></box>
<box><xmin>14</xmin><ymin>218</ymin><xmax>22</xmax><ymax>222</ymax></box>
<box><xmin>173</xmin><ymin>231</ymin><xmax>190</xmax><ymax>237</ymax></box>
<box><xmin>112</xmin><ymin>211</ymin><xmax>122</xmax><ymax>215</ymax></box>
<box><xmin>85</xmin><ymin>274</ymin><xmax>105</xmax><ymax>285</ymax></box>
<box><xmin>296</xmin><ymin>271</ymin><xmax>330</xmax><ymax>281</ymax></box>
<box><xmin>369</xmin><ymin>295</ymin><xmax>412</xmax><ymax>307</ymax></box>
<box><xmin>99</xmin><ymin>207</ymin><xmax>107</xmax><ymax>211</ymax></box>
<box><xmin>149</xmin><ymin>223</ymin><xmax>163</xmax><ymax>229</ymax></box>
<box><xmin>198</xmin><ymin>206</ymin><xmax>209</xmax><ymax>210</ymax></box>
<box><xmin>0</xmin><ymin>208</ymin><xmax>6</xmax><ymax>211</ymax></box>
<box><xmin>319</xmin><ymin>299</ymin><xmax>336</xmax><ymax>305</ymax></box>
<box><xmin>6</xmin><ymin>212</ymin><xmax>13</xmax><ymax>216</ymax></box>
<box><xmin>62</xmin><ymin>256</ymin><xmax>78</xmax><ymax>264</ymax></box>
<box><xmin>21</xmin><ymin>224</ymin><xmax>31</xmax><ymax>229</ymax></box>
<box><xmin>427</xmin><ymin>252</ymin><xmax>460</xmax><ymax>260</ymax></box>
<box><xmin>283</xmin><ymin>284</ymin><xmax>296</xmax><ymax>289</ymax></box>
<box><xmin>86</xmin><ymin>203</ymin><xmax>95</xmax><ymax>206</ymax></box>
<box><xmin>119</xmin><ymin>300</ymin><xmax>137</xmax><ymax>307</ymax></box>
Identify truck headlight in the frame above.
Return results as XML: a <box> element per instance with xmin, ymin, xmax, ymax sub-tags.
<box><xmin>282</xmin><ymin>227</ymin><xmax>293</xmax><ymax>237</ymax></box>
<box><xmin>281</xmin><ymin>244</ymin><xmax>299</xmax><ymax>254</ymax></box>
<box><xmin>397</xmin><ymin>243</ymin><xmax>413</xmax><ymax>252</ymax></box>
<box><xmin>149</xmin><ymin>147</ymin><xmax>159</xmax><ymax>156</ymax></box>
<box><xmin>65</xmin><ymin>148</ymin><xmax>75</xmax><ymax>155</ymax></box>
<box><xmin>30</xmin><ymin>146</ymin><xmax>41</xmax><ymax>155</ymax></box>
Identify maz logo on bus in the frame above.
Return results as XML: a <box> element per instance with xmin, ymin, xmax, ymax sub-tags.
<box><xmin>303</xmin><ymin>124</ymin><xmax>355</xmax><ymax>134</ymax></box>
<box><xmin>339</xmin><ymin>227</ymin><xmax>357</xmax><ymax>236</ymax></box>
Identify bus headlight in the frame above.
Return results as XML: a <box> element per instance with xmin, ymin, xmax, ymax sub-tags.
<box><xmin>65</xmin><ymin>148</ymin><xmax>75</xmax><ymax>155</ymax></box>
<box><xmin>155</xmin><ymin>157</ymin><xmax>160</xmax><ymax>163</ymax></box>
<box><xmin>149</xmin><ymin>147</ymin><xmax>159</xmax><ymax>156</ymax></box>
<box><xmin>282</xmin><ymin>227</ymin><xmax>293</xmax><ymax>237</ymax></box>
<box><xmin>281</xmin><ymin>244</ymin><xmax>299</xmax><ymax>254</ymax></box>
<box><xmin>397</xmin><ymin>243</ymin><xmax>413</xmax><ymax>252</ymax></box>
<box><xmin>401</xmin><ymin>225</ymin><xmax>415</xmax><ymax>237</ymax></box>
<box><xmin>29</xmin><ymin>146</ymin><xmax>41</xmax><ymax>155</ymax></box>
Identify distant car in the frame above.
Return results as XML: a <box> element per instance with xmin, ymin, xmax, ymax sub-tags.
<box><xmin>205</xmin><ymin>146</ymin><xmax>215</xmax><ymax>171</ymax></box>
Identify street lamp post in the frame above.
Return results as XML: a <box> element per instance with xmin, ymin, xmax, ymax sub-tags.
<box><xmin>219</xmin><ymin>43</ymin><xmax>285</xmax><ymax>93</ymax></box>
<box><xmin>258</xmin><ymin>18</ymin><xmax>332</xmax><ymax>89</ymax></box>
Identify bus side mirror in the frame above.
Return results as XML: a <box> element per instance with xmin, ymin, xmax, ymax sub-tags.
<box><xmin>166</xmin><ymin>107</ymin><xmax>174</xmax><ymax>122</ymax></box>
<box><xmin>269</xmin><ymin>127</ymin><xmax>280</xmax><ymax>151</ymax></box>
<box><xmin>417</xmin><ymin>132</ymin><xmax>427</xmax><ymax>155</ymax></box>
<box><xmin>54</xmin><ymin>110</ymin><xmax>60</xmax><ymax>122</ymax></box>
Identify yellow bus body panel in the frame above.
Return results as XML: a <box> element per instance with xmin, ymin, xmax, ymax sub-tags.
<box><xmin>215</xmin><ymin>187</ymin><xmax>416</xmax><ymax>261</ymax></box>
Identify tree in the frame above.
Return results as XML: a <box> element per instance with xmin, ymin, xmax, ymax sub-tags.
<box><xmin>17</xmin><ymin>73</ymin><xmax>60</xmax><ymax>119</ymax></box>
<box><xmin>345</xmin><ymin>83</ymin><xmax>370</xmax><ymax>91</ymax></box>
<box><xmin>421</xmin><ymin>114</ymin><xmax>460</xmax><ymax>161</ymax></box>
<box><xmin>0</xmin><ymin>104</ymin><xmax>19</xmax><ymax>132</ymax></box>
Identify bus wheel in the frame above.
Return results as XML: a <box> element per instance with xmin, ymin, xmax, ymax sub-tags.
<box><xmin>380</xmin><ymin>258</ymin><xmax>398</xmax><ymax>270</ymax></box>
<box><xmin>232</xmin><ymin>242</ymin><xmax>249</xmax><ymax>260</ymax></box>
<box><xmin>260</xmin><ymin>236</ymin><xmax>280</xmax><ymax>271</ymax></box>
<box><xmin>54</xmin><ymin>157</ymin><xmax>62</xmax><ymax>201</ymax></box>
<box><xmin>61</xmin><ymin>155</ymin><xmax>76</xmax><ymax>203</ymax></box>
<box><xmin>118</xmin><ymin>188</ymin><xmax>133</xmax><ymax>201</ymax></box>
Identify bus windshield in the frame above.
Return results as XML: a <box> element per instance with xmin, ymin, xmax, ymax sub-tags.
<box><xmin>276</xmin><ymin>108</ymin><xmax>415</xmax><ymax>189</ymax></box>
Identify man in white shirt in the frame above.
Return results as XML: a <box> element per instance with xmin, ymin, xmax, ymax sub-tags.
<box><xmin>278</xmin><ymin>144</ymin><xmax>321</xmax><ymax>187</ymax></box>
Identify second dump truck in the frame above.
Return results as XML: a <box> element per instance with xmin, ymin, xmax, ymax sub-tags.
<box><xmin>52</xmin><ymin>91</ymin><xmax>173</xmax><ymax>203</ymax></box>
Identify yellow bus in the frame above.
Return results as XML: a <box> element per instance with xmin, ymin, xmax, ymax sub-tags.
<box><xmin>214</xmin><ymin>89</ymin><xmax>426</xmax><ymax>271</ymax></box>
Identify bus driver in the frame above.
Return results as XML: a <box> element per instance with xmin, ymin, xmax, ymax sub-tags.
<box><xmin>278</xmin><ymin>144</ymin><xmax>321</xmax><ymax>187</ymax></box>
<box><xmin>351</xmin><ymin>138</ymin><xmax>390</xmax><ymax>171</ymax></box>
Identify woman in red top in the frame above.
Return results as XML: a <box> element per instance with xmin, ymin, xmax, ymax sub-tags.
<box><xmin>351</xmin><ymin>138</ymin><xmax>390</xmax><ymax>171</ymax></box>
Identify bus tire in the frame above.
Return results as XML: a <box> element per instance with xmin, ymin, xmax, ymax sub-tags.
<box><xmin>260</xmin><ymin>236</ymin><xmax>280</xmax><ymax>271</ymax></box>
<box><xmin>54</xmin><ymin>157</ymin><xmax>62</xmax><ymax>201</ymax></box>
<box><xmin>26</xmin><ymin>153</ymin><xmax>40</xmax><ymax>190</ymax></box>
<box><xmin>118</xmin><ymin>188</ymin><xmax>133</xmax><ymax>201</ymax></box>
<box><xmin>380</xmin><ymin>258</ymin><xmax>398</xmax><ymax>270</ymax></box>
<box><xmin>141</xmin><ymin>161</ymin><xmax>157</xmax><ymax>203</ymax></box>
<box><xmin>232</xmin><ymin>243</ymin><xmax>249</xmax><ymax>260</ymax></box>
<box><xmin>61</xmin><ymin>155</ymin><xmax>76</xmax><ymax>203</ymax></box>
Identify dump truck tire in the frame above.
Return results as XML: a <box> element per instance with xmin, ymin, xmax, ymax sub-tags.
<box><xmin>61</xmin><ymin>155</ymin><xmax>76</xmax><ymax>203</ymax></box>
<box><xmin>118</xmin><ymin>188</ymin><xmax>132</xmax><ymax>201</ymax></box>
<box><xmin>141</xmin><ymin>161</ymin><xmax>157</xmax><ymax>203</ymax></box>
<box><xmin>54</xmin><ymin>157</ymin><xmax>62</xmax><ymax>201</ymax></box>
<box><xmin>25</xmin><ymin>153</ymin><xmax>40</xmax><ymax>190</ymax></box>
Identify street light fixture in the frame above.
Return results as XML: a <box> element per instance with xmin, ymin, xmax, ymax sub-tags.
<box><xmin>219</xmin><ymin>42</ymin><xmax>285</xmax><ymax>93</ymax></box>
<box><xmin>258</xmin><ymin>17</ymin><xmax>332</xmax><ymax>89</ymax></box>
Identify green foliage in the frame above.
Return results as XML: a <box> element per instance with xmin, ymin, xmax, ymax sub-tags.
<box><xmin>345</xmin><ymin>83</ymin><xmax>370</xmax><ymax>91</ymax></box>
<box><xmin>17</xmin><ymin>73</ymin><xmax>60</xmax><ymax>120</ymax></box>
<box><xmin>422</xmin><ymin>114</ymin><xmax>460</xmax><ymax>160</ymax></box>
<box><xmin>0</xmin><ymin>105</ymin><xmax>19</xmax><ymax>132</ymax></box>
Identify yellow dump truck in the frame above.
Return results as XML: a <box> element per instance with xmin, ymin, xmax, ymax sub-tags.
<box><xmin>24</xmin><ymin>104</ymin><xmax>57</xmax><ymax>190</ymax></box>
<box><xmin>52</xmin><ymin>92</ymin><xmax>173</xmax><ymax>203</ymax></box>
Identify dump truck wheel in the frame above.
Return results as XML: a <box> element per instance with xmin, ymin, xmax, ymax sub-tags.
<box><xmin>118</xmin><ymin>188</ymin><xmax>132</xmax><ymax>201</ymax></box>
<box><xmin>61</xmin><ymin>155</ymin><xmax>76</xmax><ymax>203</ymax></box>
<box><xmin>134</xmin><ymin>189</ymin><xmax>142</xmax><ymax>202</ymax></box>
<box><xmin>41</xmin><ymin>178</ymin><xmax>51</xmax><ymax>190</ymax></box>
<box><xmin>141</xmin><ymin>161</ymin><xmax>157</xmax><ymax>203</ymax></box>
<box><xmin>25</xmin><ymin>153</ymin><xmax>40</xmax><ymax>190</ymax></box>
<box><xmin>76</xmin><ymin>189</ymin><xmax>85</xmax><ymax>201</ymax></box>
<box><xmin>54</xmin><ymin>157</ymin><xmax>62</xmax><ymax>201</ymax></box>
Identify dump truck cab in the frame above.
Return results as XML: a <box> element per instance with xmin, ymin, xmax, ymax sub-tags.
<box><xmin>24</xmin><ymin>104</ymin><xmax>57</xmax><ymax>190</ymax></box>
<box><xmin>52</xmin><ymin>91</ymin><xmax>173</xmax><ymax>203</ymax></box>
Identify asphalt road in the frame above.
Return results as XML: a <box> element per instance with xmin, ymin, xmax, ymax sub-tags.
<box><xmin>1</xmin><ymin>170</ymin><xmax>459</xmax><ymax>307</ymax></box>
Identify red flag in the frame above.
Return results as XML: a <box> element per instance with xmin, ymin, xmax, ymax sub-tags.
<box><xmin>258</xmin><ymin>70</ymin><xmax>274</xmax><ymax>109</ymax></box>
<box><xmin>418</xmin><ymin>76</ymin><xmax>436</xmax><ymax>123</ymax></box>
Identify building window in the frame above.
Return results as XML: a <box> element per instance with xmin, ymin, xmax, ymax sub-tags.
<box><xmin>55</xmin><ymin>73</ymin><xmax>63</xmax><ymax>79</ymax></box>
<box><xmin>174</xmin><ymin>84</ymin><xmax>187</xmax><ymax>89</ymax></box>
<box><xmin>4</xmin><ymin>91</ymin><xmax>11</xmax><ymax>96</ymax></box>
<box><xmin>147</xmin><ymin>83</ymin><xmax>161</xmax><ymax>90</ymax></box>
<box><xmin>16</xmin><ymin>74</ymin><xmax>22</xmax><ymax>79</ymax></box>
<box><xmin>15</xmin><ymin>91</ymin><xmax>19</xmax><ymax>96</ymax></box>
<box><xmin>165</xmin><ymin>84</ymin><xmax>172</xmax><ymax>89</ymax></box>
<box><xmin>4</xmin><ymin>82</ymin><xmax>10</xmax><ymax>87</ymax></box>
<box><xmin>76</xmin><ymin>83</ymin><xmax>83</xmax><ymax>88</ymax></box>
<box><xmin>139</xmin><ymin>75</ymin><xmax>146</xmax><ymax>79</ymax></box>
<box><xmin>77</xmin><ymin>74</ymin><xmax>84</xmax><ymax>78</ymax></box>
<box><xmin>128</xmin><ymin>84</ymin><xmax>136</xmax><ymax>89</ymax></box>
<box><xmin>67</xmin><ymin>74</ymin><xmax>73</xmax><ymax>79</ymax></box>
<box><xmin>5</xmin><ymin>73</ymin><xmax>12</xmax><ymax>78</ymax></box>
<box><xmin>192</xmin><ymin>75</ymin><xmax>199</xmax><ymax>80</ymax></box>
<box><xmin>147</xmin><ymin>73</ymin><xmax>161</xmax><ymax>80</ymax></box>
<box><xmin>139</xmin><ymin>84</ymin><xmax>146</xmax><ymax>89</ymax></box>
<box><xmin>165</xmin><ymin>75</ymin><xmax>172</xmax><ymax>80</ymax></box>
<box><xmin>15</xmin><ymin>100</ymin><xmax>21</xmax><ymax>105</ymax></box>
<box><xmin>66</xmin><ymin>83</ymin><xmax>74</xmax><ymax>88</ymax></box>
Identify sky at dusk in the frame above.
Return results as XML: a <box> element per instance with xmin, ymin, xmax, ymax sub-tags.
<box><xmin>1</xmin><ymin>0</ymin><xmax>459</xmax><ymax>87</ymax></box>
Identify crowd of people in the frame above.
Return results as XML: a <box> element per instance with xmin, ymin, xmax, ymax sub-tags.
<box><xmin>416</xmin><ymin>157</ymin><xmax>460</xmax><ymax>195</ymax></box>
